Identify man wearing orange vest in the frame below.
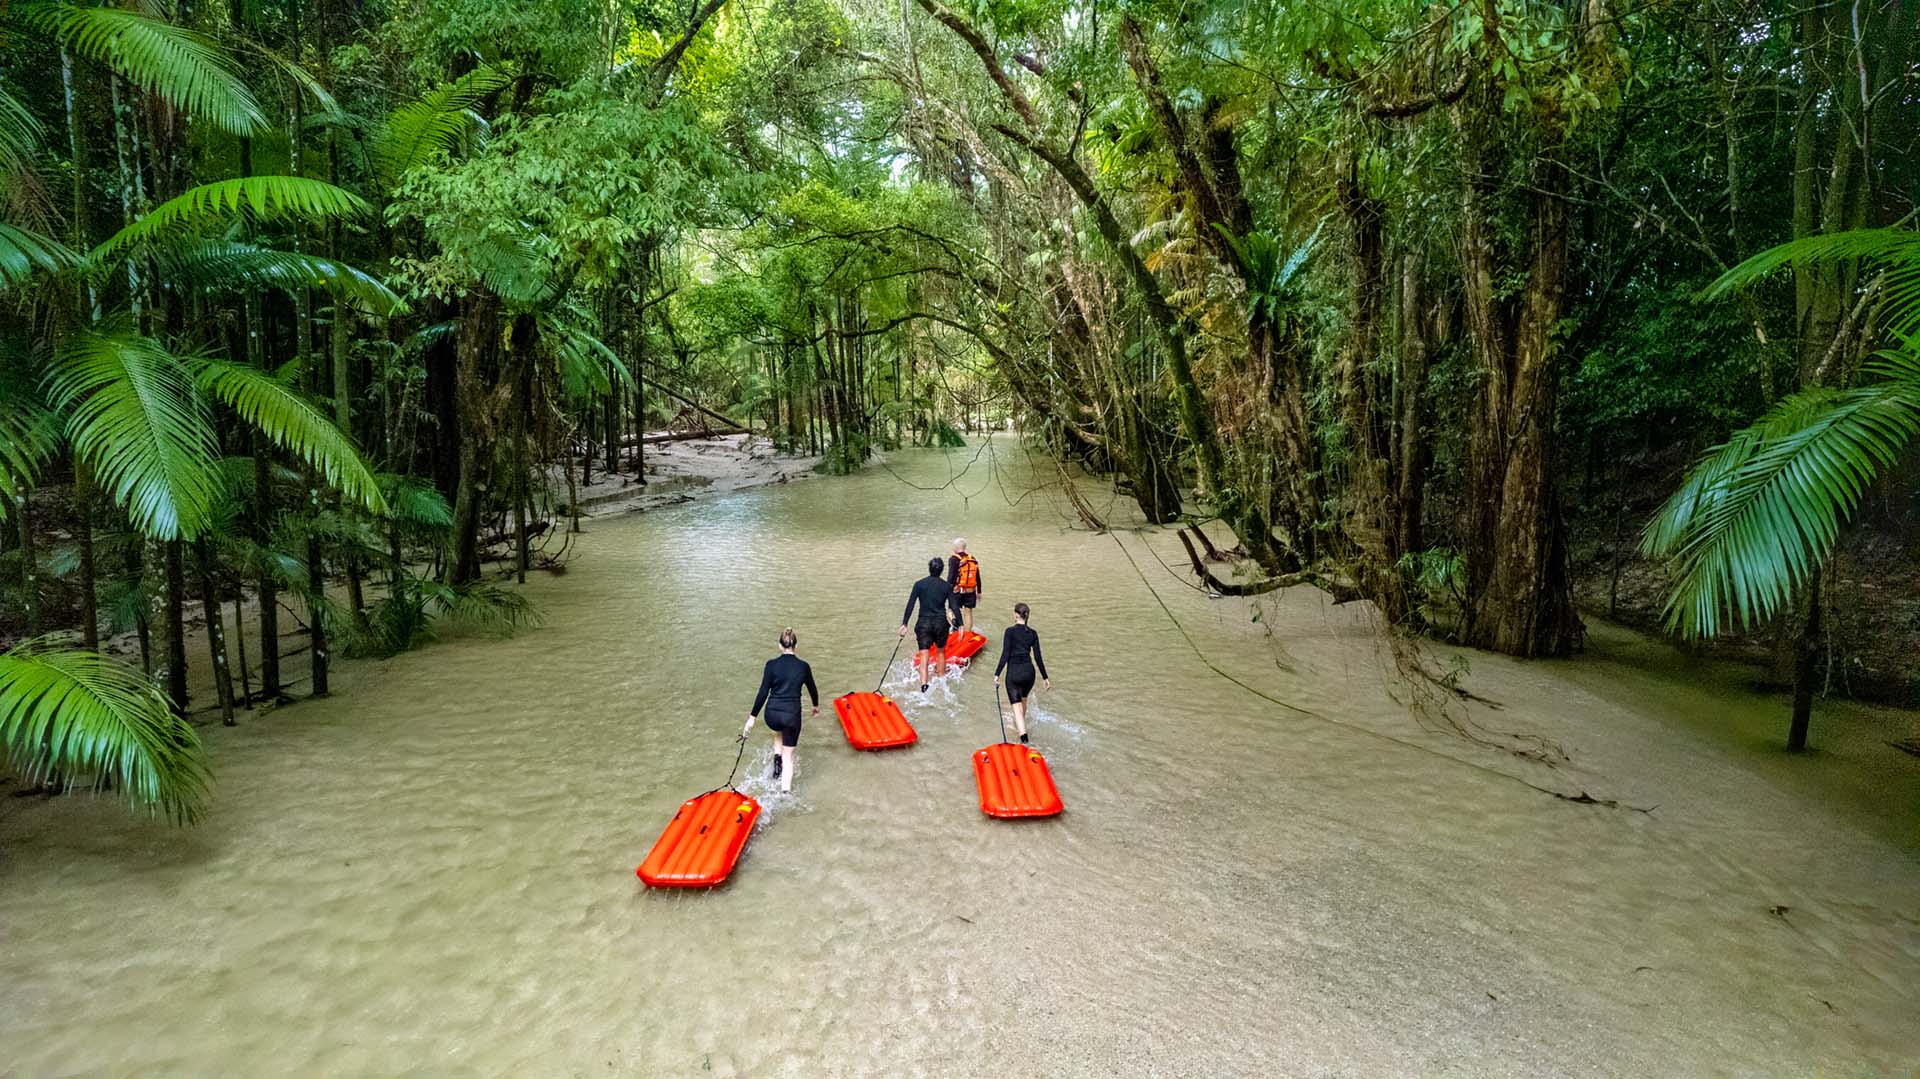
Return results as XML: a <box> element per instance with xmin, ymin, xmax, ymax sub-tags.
<box><xmin>947</xmin><ymin>538</ymin><xmax>983</xmax><ymax>638</ymax></box>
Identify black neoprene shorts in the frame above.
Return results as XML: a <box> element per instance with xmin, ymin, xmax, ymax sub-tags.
<box><xmin>763</xmin><ymin>706</ymin><xmax>802</xmax><ymax>747</ymax></box>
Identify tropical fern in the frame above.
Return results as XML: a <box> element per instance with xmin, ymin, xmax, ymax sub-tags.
<box><xmin>370</xmin><ymin>65</ymin><xmax>514</xmax><ymax>184</ymax></box>
<box><xmin>23</xmin><ymin>2</ymin><xmax>264</xmax><ymax>137</ymax></box>
<box><xmin>89</xmin><ymin>176</ymin><xmax>369</xmax><ymax>266</ymax></box>
<box><xmin>159</xmin><ymin>240</ymin><xmax>405</xmax><ymax>315</ymax></box>
<box><xmin>191</xmin><ymin>359</ymin><xmax>388</xmax><ymax>516</ymax></box>
<box><xmin>44</xmin><ymin>330</ymin><xmax>221</xmax><ymax>540</ymax></box>
<box><xmin>0</xmin><ymin>640</ymin><xmax>212</xmax><ymax>824</ymax></box>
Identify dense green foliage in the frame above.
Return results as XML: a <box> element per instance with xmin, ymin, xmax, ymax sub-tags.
<box><xmin>3</xmin><ymin>0</ymin><xmax>1915</xmax><ymax>819</ymax></box>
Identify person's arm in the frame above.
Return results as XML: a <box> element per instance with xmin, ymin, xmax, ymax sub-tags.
<box><xmin>1032</xmin><ymin>633</ymin><xmax>1048</xmax><ymax>681</ymax></box>
<box><xmin>902</xmin><ymin>584</ymin><xmax>920</xmax><ymax>627</ymax></box>
<box><xmin>994</xmin><ymin>629</ymin><xmax>1013</xmax><ymax>677</ymax></box>
<box><xmin>947</xmin><ymin>555</ymin><xmax>961</xmax><ymax>584</ymax></box>
<box><xmin>749</xmin><ymin>662</ymin><xmax>773</xmax><ymax>718</ymax></box>
<box><xmin>802</xmin><ymin>661</ymin><xmax>819</xmax><ymax>709</ymax></box>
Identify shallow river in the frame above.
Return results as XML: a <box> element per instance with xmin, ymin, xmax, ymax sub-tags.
<box><xmin>4</xmin><ymin>444</ymin><xmax>1918</xmax><ymax>1076</ymax></box>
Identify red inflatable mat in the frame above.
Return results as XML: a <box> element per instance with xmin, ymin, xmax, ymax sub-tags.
<box><xmin>834</xmin><ymin>691</ymin><xmax>918</xmax><ymax>749</ymax></box>
<box><xmin>944</xmin><ymin>630</ymin><xmax>989</xmax><ymax>666</ymax></box>
<box><xmin>972</xmin><ymin>743</ymin><xmax>1064</xmax><ymax>818</ymax></box>
<box><xmin>636</xmin><ymin>790</ymin><xmax>762</xmax><ymax>887</ymax></box>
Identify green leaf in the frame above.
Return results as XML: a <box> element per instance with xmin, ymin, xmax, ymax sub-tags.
<box><xmin>160</xmin><ymin>241</ymin><xmax>405</xmax><ymax>316</ymax></box>
<box><xmin>0</xmin><ymin>383</ymin><xmax>58</xmax><ymax>522</ymax></box>
<box><xmin>24</xmin><ymin>2</ymin><xmax>264</xmax><ymax>136</ymax></box>
<box><xmin>0</xmin><ymin>639</ymin><xmax>212</xmax><ymax>824</ymax></box>
<box><xmin>89</xmin><ymin>177</ymin><xmax>370</xmax><ymax>268</ymax></box>
<box><xmin>44</xmin><ymin>329</ymin><xmax>221</xmax><ymax>541</ymax></box>
<box><xmin>1643</xmin><ymin>378</ymin><xmax>1920</xmax><ymax>638</ymax></box>
<box><xmin>191</xmin><ymin>359</ymin><xmax>387</xmax><ymax>516</ymax></box>
<box><xmin>370</xmin><ymin>65</ymin><xmax>514</xmax><ymax>184</ymax></box>
<box><xmin>0</xmin><ymin>221</ymin><xmax>84</xmax><ymax>290</ymax></box>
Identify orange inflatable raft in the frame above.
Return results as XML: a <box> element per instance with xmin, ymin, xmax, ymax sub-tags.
<box><xmin>944</xmin><ymin>630</ymin><xmax>989</xmax><ymax>666</ymax></box>
<box><xmin>833</xmin><ymin>691</ymin><xmax>918</xmax><ymax>749</ymax></box>
<box><xmin>636</xmin><ymin>790</ymin><xmax>762</xmax><ymax>888</ymax></box>
<box><xmin>972</xmin><ymin>743</ymin><xmax>1064</xmax><ymax>818</ymax></box>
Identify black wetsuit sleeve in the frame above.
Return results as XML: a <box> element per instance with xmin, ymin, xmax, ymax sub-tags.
<box><xmin>903</xmin><ymin>583</ymin><xmax>920</xmax><ymax>625</ymax></box>
<box><xmin>996</xmin><ymin>628</ymin><xmax>1014</xmax><ymax>675</ymax></box>
<box><xmin>947</xmin><ymin>556</ymin><xmax>960</xmax><ymax>585</ymax></box>
<box><xmin>750</xmin><ymin>661</ymin><xmax>774</xmax><ymax>716</ymax></box>
<box><xmin>1031</xmin><ymin>633</ymin><xmax>1046</xmax><ymax>679</ymax></box>
<box><xmin>802</xmin><ymin>660</ymin><xmax>818</xmax><ymax>706</ymax></box>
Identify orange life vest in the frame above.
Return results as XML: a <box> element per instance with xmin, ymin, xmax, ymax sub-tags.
<box><xmin>955</xmin><ymin>552</ymin><xmax>979</xmax><ymax>591</ymax></box>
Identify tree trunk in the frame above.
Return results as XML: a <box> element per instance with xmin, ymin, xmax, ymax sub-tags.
<box><xmin>162</xmin><ymin>538</ymin><xmax>188</xmax><ymax>714</ymax></box>
<box><xmin>1787</xmin><ymin>572</ymin><xmax>1821</xmax><ymax>751</ymax></box>
<box><xmin>233</xmin><ymin>591</ymin><xmax>253</xmax><ymax>709</ymax></box>
<box><xmin>15</xmin><ymin>491</ymin><xmax>36</xmax><ymax>637</ymax></box>
<box><xmin>1394</xmin><ymin>254</ymin><xmax>1430</xmax><ymax>561</ymax></box>
<box><xmin>308</xmin><ymin>535</ymin><xmax>330</xmax><ymax>697</ymax></box>
<box><xmin>1456</xmin><ymin>101</ymin><xmax>1583</xmax><ymax>658</ymax></box>
<box><xmin>447</xmin><ymin>295</ymin><xmax>497</xmax><ymax>584</ymax></box>
<box><xmin>197</xmin><ymin>540</ymin><xmax>236</xmax><ymax>726</ymax></box>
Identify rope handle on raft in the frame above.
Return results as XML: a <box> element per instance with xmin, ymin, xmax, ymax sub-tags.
<box><xmin>875</xmin><ymin>633</ymin><xmax>905</xmax><ymax>692</ymax></box>
<box><xmin>715</xmin><ymin>731</ymin><xmax>748</xmax><ymax>793</ymax></box>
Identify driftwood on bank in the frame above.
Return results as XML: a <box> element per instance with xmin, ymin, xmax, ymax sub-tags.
<box><xmin>639</xmin><ymin>374</ymin><xmax>747</xmax><ymax>434</ymax></box>
<box><xmin>1176</xmin><ymin>527</ymin><xmax>1364</xmax><ymax>604</ymax></box>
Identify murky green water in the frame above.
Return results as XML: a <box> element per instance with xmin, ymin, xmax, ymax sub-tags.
<box><xmin>4</xmin><ymin>445</ymin><xmax>1918</xmax><ymax>1076</ymax></box>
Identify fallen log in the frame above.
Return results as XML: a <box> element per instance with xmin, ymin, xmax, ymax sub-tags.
<box><xmin>1176</xmin><ymin>527</ymin><xmax>1364</xmax><ymax>603</ymax></box>
<box><xmin>640</xmin><ymin>374</ymin><xmax>748</xmax><ymax>434</ymax></box>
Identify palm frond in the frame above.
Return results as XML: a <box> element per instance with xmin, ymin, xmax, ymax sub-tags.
<box><xmin>542</xmin><ymin>315</ymin><xmax>628</xmax><ymax>399</ymax></box>
<box><xmin>0</xmin><ymin>640</ymin><xmax>212</xmax><ymax>824</ymax></box>
<box><xmin>24</xmin><ymin>2</ymin><xmax>264</xmax><ymax>136</ymax></box>
<box><xmin>159</xmin><ymin>240</ymin><xmax>404</xmax><ymax>315</ymax></box>
<box><xmin>191</xmin><ymin>359</ymin><xmax>387</xmax><ymax>516</ymax></box>
<box><xmin>0</xmin><ymin>370</ymin><xmax>58</xmax><ymax>521</ymax></box>
<box><xmin>89</xmin><ymin>176</ymin><xmax>370</xmax><ymax>267</ymax></box>
<box><xmin>1642</xmin><ymin>381</ymin><xmax>1920</xmax><ymax>637</ymax></box>
<box><xmin>1</xmin><ymin>221</ymin><xmax>85</xmax><ymax>289</ymax></box>
<box><xmin>44</xmin><ymin>330</ymin><xmax>221</xmax><ymax>540</ymax></box>
<box><xmin>1708</xmin><ymin>227</ymin><xmax>1920</xmax><ymax>337</ymax></box>
<box><xmin>0</xmin><ymin>83</ymin><xmax>46</xmax><ymax>181</ymax></box>
<box><xmin>379</xmin><ymin>473</ymin><xmax>453</xmax><ymax>529</ymax></box>
<box><xmin>370</xmin><ymin>65</ymin><xmax>514</xmax><ymax>184</ymax></box>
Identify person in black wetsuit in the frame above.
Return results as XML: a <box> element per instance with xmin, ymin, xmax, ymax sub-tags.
<box><xmin>993</xmin><ymin>602</ymin><xmax>1050</xmax><ymax>743</ymax></box>
<box><xmin>741</xmin><ymin>627</ymin><xmax>818</xmax><ymax>793</ymax></box>
<box><xmin>897</xmin><ymin>557</ymin><xmax>953</xmax><ymax>693</ymax></box>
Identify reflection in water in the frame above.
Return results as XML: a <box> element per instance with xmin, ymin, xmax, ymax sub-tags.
<box><xmin>2</xmin><ymin>445</ymin><xmax>1917</xmax><ymax>1076</ymax></box>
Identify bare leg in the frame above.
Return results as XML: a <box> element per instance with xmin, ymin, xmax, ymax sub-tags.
<box><xmin>1012</xmin><ymin>700</ymin><xmax>1027</xmax><ymax>738</ymax></box>
<box><xmin>962</xmin><ymin>604</ymin><xmax>974</xmax><ymax>637</ymax></box>
<box><xmin>777</xmin><ymin>744</ymin><xmax>795</xmax><ymax>793</ymax></box>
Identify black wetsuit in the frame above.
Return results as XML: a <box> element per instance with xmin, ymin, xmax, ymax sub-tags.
<box><xmin>946</xmin><ymin>554</ymin><xmax>983</xmax><ymax>623</ymax></box>
<box><xmin>903</xmin><ymin>574</ymin><xmax>953</xmax><ymax>650</ymax></box>
<box><xmin>751</xmin><ymin>653</ymin><xmax>818</xmax><ymax>746</ymax></box>
<box><xmin>994</xmin><ymin>624</ymin><xmax>1047</xmax><ymax>703</ymax></box>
